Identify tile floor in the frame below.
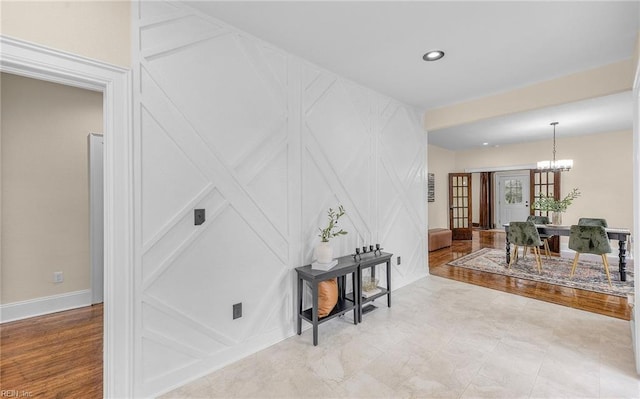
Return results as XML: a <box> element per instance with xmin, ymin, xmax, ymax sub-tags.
<box><xmin>162</xmin><ymin>276</ymin><xmax>640</xmax><ymax>398</ymax></box>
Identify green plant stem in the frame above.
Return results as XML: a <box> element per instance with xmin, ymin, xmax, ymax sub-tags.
<box><xmin>318</xmin><ymin>205</ymin><xmax>348</xmax><ymax>242</ymax></box>
<box><xmin>533</xmin><ymin>188</ymin><xmax>580</xmax><ymax>213</ymax></box>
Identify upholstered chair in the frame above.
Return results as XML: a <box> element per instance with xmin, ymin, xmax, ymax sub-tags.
<box><xmin>527</xmin><ymin>215</ymin><xmax>550</xmax><ymax>224</ymax></box>
<box><xmin>568</xmin><ymin>225</ymin><xmax>612</xmax><ymax>286</ymax></box>
<box><xmin>526</xmin><ymin>215</ymin><xmax>552</xmax><ymax>259</ymax></box>
<box><xmin>508</xmin><ymin>221</ymin><xmax>543</xmax><ymax>273</ymax></box>
<box><xmin>578</xmin><ymin>218</ymin><xmax>608</xmax><ymax>228</ymax></box>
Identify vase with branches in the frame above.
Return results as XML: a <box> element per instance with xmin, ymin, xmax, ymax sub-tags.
<box><xmin>318</xmin><ymin>205</ymin><xmax>347</xmax><ymax>242</ymax></box>
<box><xmin>315</xmin><ymin>205</ymin><xmax>348</xmax><ymax>264</ymax></box>
<box><xmin>533</xmin><ymin>188</ymin><xmax>580</xmax><ymax>224</ymax></box>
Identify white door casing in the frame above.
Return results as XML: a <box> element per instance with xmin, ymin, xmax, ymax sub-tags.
<box><xmin>0</xmin><ymin>36</ymin><xmax>134</xmax><ymax>398</ymax></box>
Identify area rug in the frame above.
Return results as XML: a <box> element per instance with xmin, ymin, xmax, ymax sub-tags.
<box><xmin>447</xmin><ymin>248</ymin><xmax>634</xmax><ymax>297</ymax></box>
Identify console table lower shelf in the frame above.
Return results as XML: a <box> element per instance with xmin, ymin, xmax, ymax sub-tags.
<box><xmin>346</xmin><ymin>287</ymin><xmax>389</xmax><ymax>319</ymax></box>
<box><xmin>299</xmin><ymin>297</ymin><xmax>357</xmax><ymax>328</ymax></box>
<box><xmin>296</xmin><ymin>252</ymin><xmax>392</xmax><ymax>345</ymax></box>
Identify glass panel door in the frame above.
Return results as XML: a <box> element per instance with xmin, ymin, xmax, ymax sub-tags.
<box><xmin>449</xmin><ymin>173</ymin><xmax>472</xmax><ymax>240</ymax></box>
<box><xmin>530</xmin><ymin>169</ymin><xmax>561</xmax><ymax>253</ymax></box>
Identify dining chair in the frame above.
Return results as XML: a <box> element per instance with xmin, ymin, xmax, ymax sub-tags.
<box><xmin>526</xmin><ymin>215</ymin><xmax>552</xmax><ymax>259</ymax></box>
<box><xmin>568</xmin><ymin>225</ymin><xmax>612</xmax><ymax>287</ymax></box>
<box><xmin>508</xmin><ymin>221</ymin><xmax>543</xmax><ymax>273</ymax></box>
<box><xmin>578</xmin><ymin>217</ymin><xmax>608</xmax><ymax>227</ymax></box>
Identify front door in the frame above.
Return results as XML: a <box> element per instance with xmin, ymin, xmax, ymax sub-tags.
<box><xmin>449</xmin><ymin>173</ymin><xmax>472</xmax><ymax>240</ymax></box>
<box><xmin>497</xmin><ymin>172</ymin><xmax>530</xmax><ymax>226</ymax></box>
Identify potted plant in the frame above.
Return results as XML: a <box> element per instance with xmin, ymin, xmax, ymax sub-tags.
<box><xmin>315</xmin><ymin>205</ymin><xmax>348</xmax><ymax>263</ymax></box>
<box><xmin>532</xmin><ymin>188</ymin><xmax>580</xmax><ymax>225</ymax></box>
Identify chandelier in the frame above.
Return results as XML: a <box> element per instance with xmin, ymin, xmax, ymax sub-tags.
<box><xmin>537</xmin><ymin>122</ymin><xmax>573</xmax><ymax>172</ymax></box>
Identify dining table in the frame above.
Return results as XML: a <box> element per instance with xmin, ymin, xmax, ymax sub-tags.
<box><xmin>503</xmin><ymin>224</ymin><xmax>632</xmax><ymax>281</ymax></box>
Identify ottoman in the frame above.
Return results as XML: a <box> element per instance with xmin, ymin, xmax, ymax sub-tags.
<box><xmin>428</xmin><ymin>228</ymin><xmax>452</xmax><ymax>252</ymax></box>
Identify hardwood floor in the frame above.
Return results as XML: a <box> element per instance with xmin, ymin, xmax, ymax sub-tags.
<box><xmin>0</xmin><ymin>232</ymin><xmax>629</xmax><ymax>398</ymax></box>
<box><xmin>0</xmin><ymin>304</ymin><xmax>103</xmax><ymax>398</ymax></box>
<box><xmin>429</xmin><ymin>229</ymin><xmax>631</xmax><ymax>320</ymax></box>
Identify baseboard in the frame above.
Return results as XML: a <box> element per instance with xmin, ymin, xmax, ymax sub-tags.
<box><xmin>0</xmin><ymin>289</ymin><xmax>92</xmax><ymax>323</ymax></box>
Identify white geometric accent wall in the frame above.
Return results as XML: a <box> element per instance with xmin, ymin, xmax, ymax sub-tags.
<box><xmin>134</xmin><ymin>2</ymin><xmax>426</xmax><ymax>396</ymax></box>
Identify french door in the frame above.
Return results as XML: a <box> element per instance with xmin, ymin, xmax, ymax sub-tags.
<box><xmin>530</xmin><ymin>170</ymin><xmax>561</xmax><ymax>253</ymax></box>
<box><xmin>449</xmin><ymin>173</ymin><xmax>472</xmax><ymax>240</ymax></box>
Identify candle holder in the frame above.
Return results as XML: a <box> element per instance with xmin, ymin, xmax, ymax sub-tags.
<box><xmin>353</xmin><ymin>244</ymin><xmax>383</xmax><ymax>259</ymax></box>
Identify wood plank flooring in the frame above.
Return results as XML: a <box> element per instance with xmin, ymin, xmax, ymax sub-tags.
<box><xmin>429</xmin><ymin>229</ymin><xmax>631</xmax><ymax>320</ymax></box>
<box><xmin>0</xmin><ymin>231</ymin><xmax>629</xmax><ymax>398</ymax></box>
<box><xmin>0</xmin><ymin>304</ymin><xmax>103</xmax><ymax>398</ymax></box>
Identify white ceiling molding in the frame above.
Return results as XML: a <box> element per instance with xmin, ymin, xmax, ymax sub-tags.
<box><xmin>465</xmin><ymin>165</ymin><xmax>537</xmax><ymax>173</ymax></box>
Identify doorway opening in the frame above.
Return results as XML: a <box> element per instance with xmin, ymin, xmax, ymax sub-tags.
<box><xmin>462</xmin><ymin>168</ymin><xmax>561</xmax><ymax>254</ymax></box>
<box><xmin>1</xmin><ymin>73</ymin><xmax>103</xmax><ymax>316</ymax></box>
<box><xmin>1</xmin><ymin>35</ymin><xmax>133</xmax><ymax>397</ymax></box>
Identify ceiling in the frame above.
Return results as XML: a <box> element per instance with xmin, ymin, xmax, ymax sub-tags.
<box><xmin>185</xmin><ymin>1</ymin><xmax>638</xmax><ymax>150</ymax></box>
<box><xmin>427</xmin><ymin>91</ymin><xmax>633</xmax><ymax>151</ymax></box>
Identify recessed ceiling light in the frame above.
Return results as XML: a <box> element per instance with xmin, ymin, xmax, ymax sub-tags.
<box><xmin>423</xmin><ymin>50</ymin><xmax>445</xmax><ymax>61</ymax></box>
<box><xmin>482</xmin><ymin>142</ymin><xmax>489</xmax><ymax>146</ymax></box>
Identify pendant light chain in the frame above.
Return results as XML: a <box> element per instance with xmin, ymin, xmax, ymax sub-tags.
<box><xmin>537</xmin><ymin>121</ymin><xmax>572</xmax><ymax>172</ymax></box>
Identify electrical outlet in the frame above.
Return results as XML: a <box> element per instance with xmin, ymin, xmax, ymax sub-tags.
<box><xmin>397</xmin><ymin>256</ymin><xmax>401</xmax><ymax>265</ymax></box>
<box><xmin>233</xmin><ymin>303</ymin><xmax>242</xmax><ymax>319</ymax></box>
<box><xmin>53</xmin><ymin>271</ymin><xmax>64</xmax><ymax>283</ymax></box>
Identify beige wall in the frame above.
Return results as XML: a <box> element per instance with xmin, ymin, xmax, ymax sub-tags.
<box><xmin>1</xmin><ymin>73</ymin><xmax>103</xmax><ymax>303</ymax></box>
<box><xmin>427</xmin><ymin>144</ymin><xmax>455</xmax><ymax>229</ymax></box>
<box><xmin>425</xmin><ymin>60</ymin><xmax>634</xmax><ymax>131</ymax></box>
<box><xmin>0</xmin><ymin>1</ymin><xmax>131</xmax><ymax>67</ymax></box>
<box><xmin>452</xmin><ymin>130</ymin><xmax>633</xmax><ymax>231</ymax></box>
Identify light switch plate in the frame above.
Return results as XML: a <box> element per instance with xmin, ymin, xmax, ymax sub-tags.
<box><xmin>194</xmin><ymin>209</ymin><xmax>205</xmax><ymax>225</ymax></box>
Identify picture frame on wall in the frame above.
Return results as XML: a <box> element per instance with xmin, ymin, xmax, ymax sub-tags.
<box><xmin>428</xmin><ymin>173</ymin><xmax>435</xmax><ymax>202</ymax></box>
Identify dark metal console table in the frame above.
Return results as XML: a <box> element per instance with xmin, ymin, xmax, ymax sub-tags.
<box><xmin>296</xmin><ymin>251</ymin><xmax>393</xmax><ymax>345</ymax></box>
<box><xmin>296</xmin><ymin>256</ymin><xmax>359</xmax><ymax>346</ymax></box>
<box><xmin>351</xmin><ymin>252</ymin><xmax>392</xmax><ymax>322</ymax></box>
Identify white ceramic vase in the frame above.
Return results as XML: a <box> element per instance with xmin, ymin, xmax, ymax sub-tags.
<box><xmin>552</xmin><ymin>212</ymin><xmax>563</xmax><ymax>225</ymax></box>
<box><xmin>315</xmin><ymin>242</ymin><xmax>333</xmax><ymax>264</ymax></box>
